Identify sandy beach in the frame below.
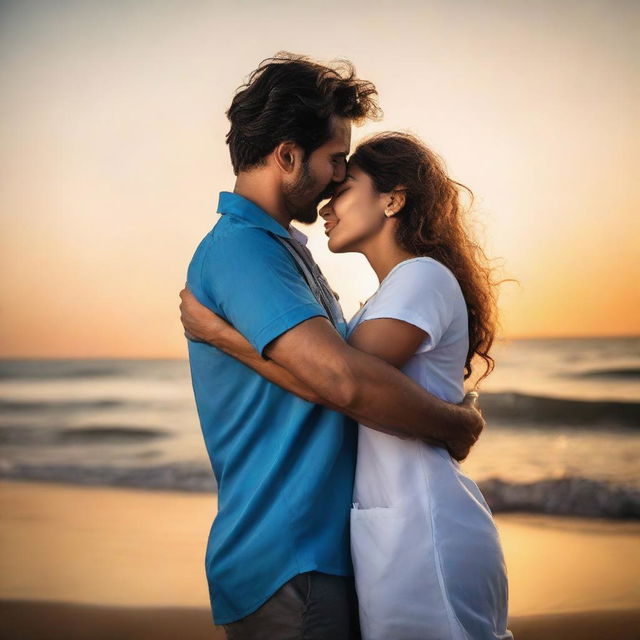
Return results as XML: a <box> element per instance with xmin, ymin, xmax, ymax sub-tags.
<box><xmin>1</xmin><ymin>480</ymin><xmax>639</xmax><ymax>639</ymax></box>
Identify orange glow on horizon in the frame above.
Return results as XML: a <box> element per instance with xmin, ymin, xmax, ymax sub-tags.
<box><xmin>1</xmin><ymin>1</ymin><xmax>638</xmax><ymax>358</ymax></box>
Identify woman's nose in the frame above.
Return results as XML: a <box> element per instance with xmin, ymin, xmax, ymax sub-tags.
<box><xmin>319</xmin><ymin>203</ymin><xmax>334</xmax><ymax>220</ymax></box>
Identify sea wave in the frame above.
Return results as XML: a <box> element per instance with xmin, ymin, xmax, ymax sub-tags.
<box><xmin>0</xmin><ymin>424</ymin><xmax>170</xmax><ymax>445</ymax></box>
<box><xmin>0</xmin><ymin>461</ymin><xmax>637</xmax><ymax>519</ymax></box>
<box><xmin>570</xmin><ymin>367</ymin><xmax>640</xmax><ymax>379</ymax></box>
<box><xmin>0</xmin><ymin>362</ymin><xmax>127</xmax><ymax>380</ymax></box>
<box><xmin>479</xmin><ymin>392</ymin><xmax>640</xmax><ymax>427</ymax></box>
<box><xmin>0</xmin><ymin>359</ymin><xmax>188</xmax><ymax>381</ymax></box>
<box><xmin>0</xmin><ymin>399</ymin><xmax>125</xmax><ymax>412</ymax></box>
<box><xmin>479</xmin><ymin>476</ymin><xmax>640</xmax><ymax>519</ymax></box>
<box><xmin>0</xmin><ymin>461</ymin><xmax>216</xmax><ymax>493</ymax></box>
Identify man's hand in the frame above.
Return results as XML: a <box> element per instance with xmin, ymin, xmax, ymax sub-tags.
<box><xmin>447</xmin><ymin>391</ymin><xmax>484</xmax><ymax>461</ymax></box>
<box><xmin>179</xmin><ymin>285</ymin><xmax>229</xmax><ymax>344</ymax></box>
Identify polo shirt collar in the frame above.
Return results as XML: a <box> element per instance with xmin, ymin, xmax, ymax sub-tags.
<box><xmin>288</xmin><ymin>225</ymin><xmax>309</xmax><ymax>246</ymax></box>
<box><xmin>217</xmin><ymin>191</ymin><xmax>292</xmax><ymax>239</ymax></box>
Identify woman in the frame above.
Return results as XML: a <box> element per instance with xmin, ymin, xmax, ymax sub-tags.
<box><xmin>181</xmin><ymin>132</ymin><xmax>513</xmax><ymax>639</ymax></box>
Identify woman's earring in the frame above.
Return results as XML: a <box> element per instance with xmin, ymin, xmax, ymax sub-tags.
<box><xmin>384</xmin><ymin>207</ymin><xmax>393</xmax><ymax>218</ymax></box>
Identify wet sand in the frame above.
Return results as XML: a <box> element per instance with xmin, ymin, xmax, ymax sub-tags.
<box><xmin>1</xmin><ymin>481</ymin><xmax>639</xmax><ymax>639</ymax></box>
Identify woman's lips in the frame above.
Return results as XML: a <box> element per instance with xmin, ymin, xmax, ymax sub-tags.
<box><xmin>324</xmin><ymin>222</ymin><xmax>337</xmax><ymax>235</ymax></box>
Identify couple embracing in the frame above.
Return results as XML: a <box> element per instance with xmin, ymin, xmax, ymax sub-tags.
<box><xmin>180</xmin><ymin>52</ymin><xmax>513</xmax><ymax>640</ymax></box>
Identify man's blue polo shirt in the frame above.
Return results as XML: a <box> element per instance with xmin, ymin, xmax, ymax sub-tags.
<box><xmin>186</xmin><ymin>191</ymin><xmax>357</xmax><ymax>624</ymax></box>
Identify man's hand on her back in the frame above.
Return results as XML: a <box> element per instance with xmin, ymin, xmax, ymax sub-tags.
<box><xmin>447</xmin><ymin>391</ymin><xmax>484</xmax><ymax>462</ymax></box>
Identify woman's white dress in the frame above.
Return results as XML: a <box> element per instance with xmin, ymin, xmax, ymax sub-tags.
<box><xmin>349</xmin><ymin>257</ymin><xmax>513</xmax><ymax>640</ymax></box>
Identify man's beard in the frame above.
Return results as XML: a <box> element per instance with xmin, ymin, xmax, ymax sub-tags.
<box><xmin>283</xmin><ymin>161</ymin><xmax>331</xmax><ymax>224</ymax></box>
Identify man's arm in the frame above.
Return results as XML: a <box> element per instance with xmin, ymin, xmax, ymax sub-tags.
<box><xmin>183</xmin><ymin>305</ymin><xmax>425</xmax><ymax>436</ymax></box>
<box><xmin>265</xmin><ymin>317</ymin><xmax>482</xmax><ymax>459</ymax></box>
<box><xmin>180</xmin><ymin>286</ymin><xmax>482</xmax><ymax>459</ymax></box>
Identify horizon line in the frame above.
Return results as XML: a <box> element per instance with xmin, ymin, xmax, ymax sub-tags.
<box><xmin>1</xmin><ymin>333</ymin><xmax>639</xmax><ymax>361</ymax></box>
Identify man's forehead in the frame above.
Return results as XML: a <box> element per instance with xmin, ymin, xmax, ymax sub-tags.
<box><xmin>328</xmin><ymin>116</ymin><xmax>351</xmax><ymax>151</ymax></box>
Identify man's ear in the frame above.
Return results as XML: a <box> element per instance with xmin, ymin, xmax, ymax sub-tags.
<box><xmin>273</xmin><ymin>142</ymin><xmax>303</xmax><ymax>174</ymax></box>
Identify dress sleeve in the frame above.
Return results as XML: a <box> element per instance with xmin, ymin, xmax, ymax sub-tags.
<box><xmin>359</xmin><ymin>258</ymin><xmax>456</xmax><ymax>353</ymax></box>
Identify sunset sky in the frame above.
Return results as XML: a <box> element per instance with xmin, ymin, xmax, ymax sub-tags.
<box><xmin>1</xmin><ymin>0</ymin><xmax>638</xmax><ymax>358</ymax></box>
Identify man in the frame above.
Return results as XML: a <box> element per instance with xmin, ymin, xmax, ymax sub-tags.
<box><xmin>182</xmin><ymin>53</ymin><xmax>483</xmax><ymax>639</ymax></box>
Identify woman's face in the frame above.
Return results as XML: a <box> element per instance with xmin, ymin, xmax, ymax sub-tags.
<box><xmin>319</xmin><ymin>164</ymin><xmax>387</xmax><ymax>253</ymax></box>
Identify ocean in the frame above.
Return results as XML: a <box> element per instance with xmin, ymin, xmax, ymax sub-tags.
<box><xmin>1</xmin><ymin>337</ymin><xmax>638</xmax><ymax>519</ymax></box>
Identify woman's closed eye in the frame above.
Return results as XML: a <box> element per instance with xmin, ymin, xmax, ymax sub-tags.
<box><xmin>332</xmin><ymin>187</ymin><xmax>348</xmax><ymax>200</ymax></box>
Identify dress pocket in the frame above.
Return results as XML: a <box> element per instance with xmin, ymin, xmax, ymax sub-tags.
<box><xmin>350</xmin><ymin>506</ymin><xmax>466</xmax><ymax>640</ymax></box>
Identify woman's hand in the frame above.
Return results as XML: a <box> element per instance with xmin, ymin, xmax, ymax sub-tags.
<box><xmin>179</xmin><ymin>284</ymin><xmax>323</xmax><ymax>403</ymax></box>
<box><xmin>179</xmin><ymin>285</ymin><xmax>230</xmax><ymax>345</ymax></box>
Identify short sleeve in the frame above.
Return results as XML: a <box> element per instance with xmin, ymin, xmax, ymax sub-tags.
<box><xmin>359</xmin><ymin>258</ymin><xmax>455</xmax><ymax>353</ymax></box>
<box><xmin>200</xmin><ymin>224</ymin><xmax>327</xmax><ymax>356</ymax></box>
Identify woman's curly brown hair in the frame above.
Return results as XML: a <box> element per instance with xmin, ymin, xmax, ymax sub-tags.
<box><xmin>351</xmin><ymin>132</ymin><xmax>499</xmax><ymax>383</ymax></box>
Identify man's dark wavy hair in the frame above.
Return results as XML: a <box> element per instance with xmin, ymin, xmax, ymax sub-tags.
<box><xmin>226</xmin><ymin>52</ymin><xmax>381</xmax><ymax>175</ymax></box>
